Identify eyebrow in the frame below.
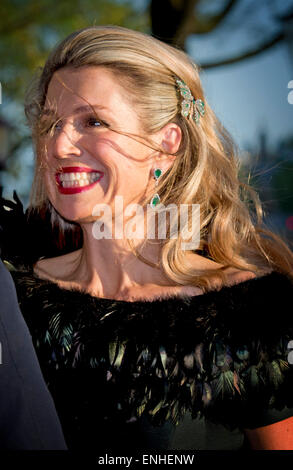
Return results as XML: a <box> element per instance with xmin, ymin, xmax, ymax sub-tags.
<box><xmin>41</xmin><ymin>104</ymin><xmax>110</xmax><ymax>116</ymax></box>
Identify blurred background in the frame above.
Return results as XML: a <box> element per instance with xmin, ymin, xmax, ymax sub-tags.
<box><xmin>0</xmin><ymin>0</ymin><xmax>293</xmax><ymax>246</ymax></box>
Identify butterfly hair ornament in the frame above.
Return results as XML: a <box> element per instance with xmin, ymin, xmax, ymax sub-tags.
<box><xmin>175</xmin><ymin>78</ymin><xmax>205</xmax><ymax>124</ymax></box>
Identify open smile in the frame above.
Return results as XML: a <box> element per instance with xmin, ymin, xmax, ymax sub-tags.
<box><xmin>55</xmin><ymin>166</ymin><xmax>104</xmax><ymax>194</ymax></box>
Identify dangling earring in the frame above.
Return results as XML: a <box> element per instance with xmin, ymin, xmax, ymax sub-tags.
<box><xmin>150</xmin><ymin>168</ymin><xmax>163</xmax><ymax>209</ymax></box>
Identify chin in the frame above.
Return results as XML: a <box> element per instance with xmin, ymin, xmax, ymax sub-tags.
<box><xmin>55</xmin><ymin>206</ymin><xmax>94</xmax><ymax>225</ymax></box>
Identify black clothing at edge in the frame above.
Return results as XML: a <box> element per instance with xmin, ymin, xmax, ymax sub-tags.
<box><xmin>0</xmin><ymin>260</ymin><xmax>67</xmax><ymax>449</ymax></box>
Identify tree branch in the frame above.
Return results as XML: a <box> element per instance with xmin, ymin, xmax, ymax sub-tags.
<box><xmin>171</xmin><ymin>0</ymin><xmax>239</xmax><ymax>48</ymax></box>
<box><xmin>176</xmin><ymin>0</ymin><xmax>239</xmax><ymax>46</ymax></box>
<box><xmin>198</xmin><ymin>31</ymin><xmax>285</xmax><ymax>69</ymax></box>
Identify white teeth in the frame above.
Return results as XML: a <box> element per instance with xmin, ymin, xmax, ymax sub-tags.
<box><xmin>59</xmin><ymin>171</ymin><xmax>102</xmax><ymax>188</ymax></box>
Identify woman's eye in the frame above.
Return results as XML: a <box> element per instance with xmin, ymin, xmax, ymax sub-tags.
<box><xmin>85</xmin><ymin>117</ymin><xmax>103</xmax><ymax>127</ymax></box>
<box><xmin>38</xmin><ymin>114</ymin><xmax>108</xmax><ymax>137</ymax></box>
<box><xmin>54</xmin><ymin>121</ymin><xmax>63</xmax><ymax>130</ymax></box>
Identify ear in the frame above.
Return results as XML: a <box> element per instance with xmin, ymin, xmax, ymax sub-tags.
<box><xmin>153</xmin><ymin>123</ymin><xmax>182</xmax><ymax>172</ymax></box>
<box><xmin>161</xmin><ymin>122</ymin><xmax>182</xmax><ymax>156</ymax></box>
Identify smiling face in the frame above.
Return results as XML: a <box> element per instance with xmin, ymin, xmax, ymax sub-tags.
<box><xmin>40</xmin><ymin>66</ymin><xmax>159</xmax><ymax>224</ymax></box>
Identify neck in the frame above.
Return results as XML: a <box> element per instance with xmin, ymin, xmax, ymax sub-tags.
<box><xmin>69</xmin><ymin>221</ymin><xmax>173</xmax><ymax>299</ymax></box>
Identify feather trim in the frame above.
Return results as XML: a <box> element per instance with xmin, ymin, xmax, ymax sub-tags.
<box><xmin>9</xmin><ymin>268</ymin><xmax>293</xmax><ymax>431</ymax></box>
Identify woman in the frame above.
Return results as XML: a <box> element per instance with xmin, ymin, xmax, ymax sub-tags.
<box><xmin>2</xmin><ymin>25</ymin><xmax>293</xmax><ymax>451</ymax></box>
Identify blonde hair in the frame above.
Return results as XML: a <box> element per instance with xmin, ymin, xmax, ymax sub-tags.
<box><xmin>25</xmin><ymin>25</ymin><xmax>293</xmax><ymax>290</ymax></box>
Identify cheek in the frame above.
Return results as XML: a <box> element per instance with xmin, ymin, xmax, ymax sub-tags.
<box><xmin>94</xmin><ymin>138</ymin><xmax>150</xmax><ymax>168</ymax></box>
<box><xmin>43</xmin><ymin>170</ymin><xmax>59</xmax><ymax>206</ymax></box>
<box><xmin>117</xmin><ymin>168</ymin><xmax>151</xmax><ymax>203</ymax></box>
<box><xmin>44</xmin><ymin>169</ymin><xmax>54</xmax><ymax>189</ymax></box>
<box><xmin>94</xmin><ymin>141</ymin><xmax>151</xmax><ymax>180</ymax></box>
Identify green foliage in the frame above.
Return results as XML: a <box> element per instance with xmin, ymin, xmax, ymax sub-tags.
<box><xmin>0</xmin><ymin>0</ymin><xmax>149</xmax><ymax>192</ymax></box>
<box><xmin>0</xmin><ymin>0</ymin><xmax>149</xmax><ymax>101</ymax></box>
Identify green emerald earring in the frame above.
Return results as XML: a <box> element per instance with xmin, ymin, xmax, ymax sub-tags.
<box><xmin>150</xmin><ymin>168</ymin><xmax>163</xmax><ymax>209</ymax></box>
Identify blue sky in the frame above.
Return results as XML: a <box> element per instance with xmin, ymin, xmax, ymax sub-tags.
<box><xmin>195</xmin><ymin>42</ymin><xmax>293</xmax><ymax>151</ymax></box>
<box><xmin>184</xmin><ymin>0</ymin><xmax>293</xmax><ymax>152</ymax></box>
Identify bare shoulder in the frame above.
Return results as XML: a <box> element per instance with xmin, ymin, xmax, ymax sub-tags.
<box><xmin>184</xmin><ymin>253</ymin><xmax>272</xmax><ymax>295</ymax></box>
<box><xmin>224</xmin><ymin>266</ymin><xmax>274</xmax><ymax>286</ymax></box>
<box><xmin>226</xmin><ymin>267</ymin><xmax>257</xmax><ymax>285</ymax></box>
<box><xmin>33</xmin><ymin>249</ymin><xmax>82</xmax><ymax>282</ymax></box>
<box><xmin>166</xmin><ymin>268</ymin><xmax>257</xmax><ymax>300</ymax></box>
<box><xmin>184</xmin><ymin>252</ymin><xmax>265</xmax><ymax>291</ymax></box>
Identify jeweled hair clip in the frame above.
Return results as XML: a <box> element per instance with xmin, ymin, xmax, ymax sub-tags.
<box><xmin>175</xmin><ymin>78</ymin><xmax>205</xmax><ymax>124</ymax></box>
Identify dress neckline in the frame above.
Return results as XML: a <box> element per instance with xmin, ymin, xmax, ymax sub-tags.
<box><xmin>13</xmin><ymin>266</ymin><xmax>279</xmax><ymax>306</ymax></box>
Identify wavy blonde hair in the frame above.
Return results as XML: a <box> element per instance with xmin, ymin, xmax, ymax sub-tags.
<box><xmin>24</xmin><ymin>25</ymin><xmax>293</xmax><ymax>290</ymax></box>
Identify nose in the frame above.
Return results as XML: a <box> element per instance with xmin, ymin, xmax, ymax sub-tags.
<box><xmin>51</xmin><ymin>121</ymin><xmax>82</xmax><ymax>159</ymax></box>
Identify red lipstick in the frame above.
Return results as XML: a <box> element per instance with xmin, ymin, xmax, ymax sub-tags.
<box><xmin>55</xmin><ymin>166</ymin><xmax>104</xmax><ymax>195</ymax></box>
